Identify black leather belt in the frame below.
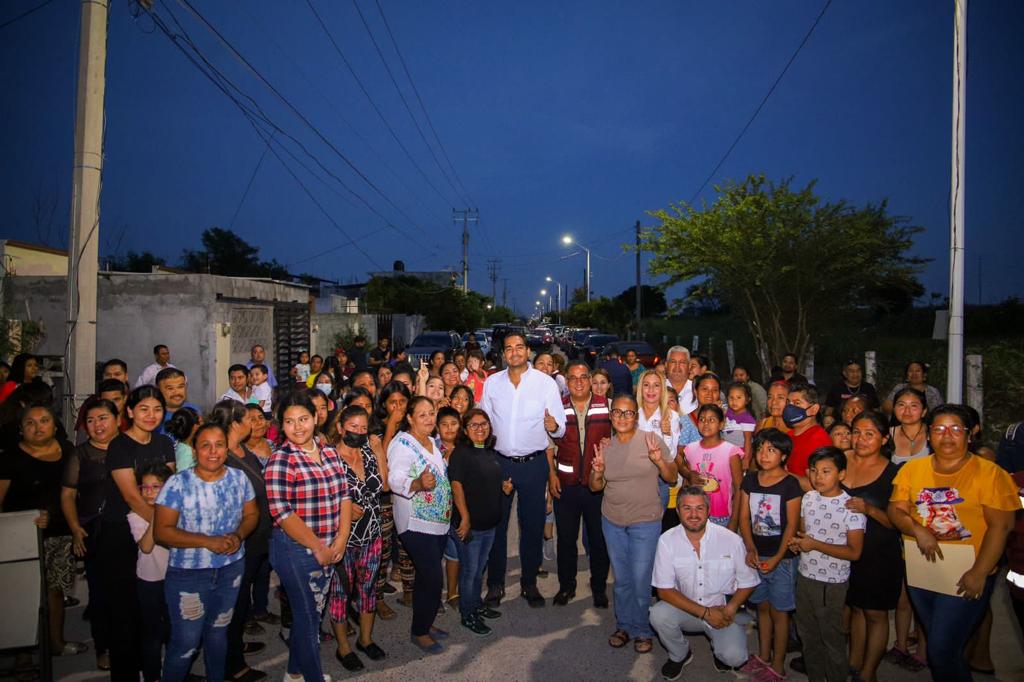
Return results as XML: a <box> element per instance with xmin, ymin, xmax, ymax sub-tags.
<box><xmin>499</xmin><ymin>451</ymin><xmax>543</xmax><ymax>463</ymax></box>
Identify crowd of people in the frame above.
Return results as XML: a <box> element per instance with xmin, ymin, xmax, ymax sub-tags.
<box><xmin>0</xmin><ymin>338</ymin><xmax>1021</xmax><ymax>682</ymax></box>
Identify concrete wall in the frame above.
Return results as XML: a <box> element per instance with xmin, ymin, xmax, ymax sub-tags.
<box><xmin>8</xmin><ymin>273</ymin><xmax>308</xmax><ymax>409</ymax></box>
<box><xmin>310</xmin><ymin>313</ymin><xmax>425</xmax><ymax>357</ymax></box>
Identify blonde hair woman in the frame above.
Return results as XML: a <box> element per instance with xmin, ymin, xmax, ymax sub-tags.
<box><xmin>635</xmin><ymin>370</ymin><xmax>680</xmax><ymax>510</ymax></box>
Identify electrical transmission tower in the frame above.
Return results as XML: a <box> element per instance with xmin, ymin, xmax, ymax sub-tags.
<box><xmin>486</xmin><ymin>259</ymin><xmax>501</xmax><ymax>303</ymax></box>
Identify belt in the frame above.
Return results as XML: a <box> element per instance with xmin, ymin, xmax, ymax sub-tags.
<box><xmin>499</xmin><ymin>451</ymin><xmax>543</xmax><ymax>464</ymax></box>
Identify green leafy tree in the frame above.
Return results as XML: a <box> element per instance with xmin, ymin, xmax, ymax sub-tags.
<box><xmin>642</xmin><ymin>174</ymin><xmax>927</xmax><ymax>376</ymax></box>
<box><xmin>564</xmin><ymin>297</ymin><xmax>631</xmax><ymax>333</ymax></box>
<box><xmin>614</xmin><ymin>285</ymin><xmax>668</xmax><ymax>317</ymax></box>
<box><xmin>364</xmin><ymin>275</ymin><xmax>488</xmax><ymax>331</ymax></box>
<box><xmin>106</xmin><ymin>250</ymin><xmax>166</xmax><ymax>273</ymax></box>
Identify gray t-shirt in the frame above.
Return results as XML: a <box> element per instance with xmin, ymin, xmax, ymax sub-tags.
<box><xmin>600</xmin><ymin>431</ymin><xmax>670</xmax><ymax>527</ymax></box>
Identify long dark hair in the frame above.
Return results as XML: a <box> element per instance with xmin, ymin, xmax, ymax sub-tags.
<box><xmin>373</xmin><ymin>380</ymin><xmax>412</xmax><ymax>434</ymax></box>
<box><xmin>207</xmin><ymin>399</ymin><xmax>248</xmax><ymax>436</ymax></box>
<box><xmin>400</xmin><ymin>396</ymin><xmax>436</xmax><ymax>433</ymax></box>
<box><xmin>9</xmin><ymin>353</ymin><xmax>38</xmax><ymax>384</ymax></box>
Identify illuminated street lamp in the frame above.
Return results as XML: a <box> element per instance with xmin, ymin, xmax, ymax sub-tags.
<box><xmin>561</xmin><ymin>235</ymin><xmax>590</xmax><ymax>302</ymax></box>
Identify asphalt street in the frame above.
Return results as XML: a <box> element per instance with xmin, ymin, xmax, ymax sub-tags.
<box><xmin>36</xmin><ymin>497</ymin><xmax>1022</xmax><ymax>682</ymax></box>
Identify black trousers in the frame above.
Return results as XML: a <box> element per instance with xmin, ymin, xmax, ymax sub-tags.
<box><xmin>553</xmin><ymin>484</ymin><xmax>609</xmax><ymax>594</ymax></box>
<box><xmin>226</xmin><ymin>548</ymin><xmax>266</xmax><ymax>676</ymax></box>
<box><xmin>97</xmin><ymin>521</ymin><xmax>142</xmax><ymax>682</ymax></box>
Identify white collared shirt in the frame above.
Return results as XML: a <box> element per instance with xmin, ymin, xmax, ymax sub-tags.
<box><xmin>638</xmin><ymin>405</ymin><xmax>680</xmax><ymax>455</ymax></box>
<box><xmin>479</xmin><ymin>364</ymin><xmax>566</xmax><ymax>457</ymax></box>
<box><xmin>651</xmin><ymin>523</ymin><xmax>760</xmax><ymax>607</ymax></box>
<box><xmin>670</xmin><ymin>378</ymin><xmax>697</xmax><ymax>415</ymax></box>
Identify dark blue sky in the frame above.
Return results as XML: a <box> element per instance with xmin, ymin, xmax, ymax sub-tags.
<box><xmin>3</xmin><ymin>0</ymin><xmax>1022</xmax><ymax>315</ymax></box>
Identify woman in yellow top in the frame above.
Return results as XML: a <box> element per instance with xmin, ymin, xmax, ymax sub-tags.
<box><xmin>887</xmin><ymin>404</ymin><xmax>1019</xmax><ymax>682</ymax></box>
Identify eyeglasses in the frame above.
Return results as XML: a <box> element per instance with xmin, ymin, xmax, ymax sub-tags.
<box><xmin>930</xmin><ymin>424</ymin><xmax>967</xmax><ymax>436</ymax></box>
<box><xmin>467</xmin><ymin>422</ymin><xmax>490</xmax><ymax>430</ymax></box>
<box><xmin>139</xmin><ymin>484</ymin><xmax>163</xmax><ymax>493</ymax></box>
<box><xmin>610</xmin><ymin>409</ymin><xmax>637</xmax><ymax>418</ymax></box>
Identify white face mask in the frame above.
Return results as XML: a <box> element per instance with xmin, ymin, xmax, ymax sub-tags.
<box><xmin>316</xmin><ymin>383</ymin><xmax>332</xmax><ymax>395</ymax></box>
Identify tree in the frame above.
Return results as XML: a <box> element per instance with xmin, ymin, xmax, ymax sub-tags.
<box><xmin>642</xmin><ymin>175</ymin><xmax>927</xmax><ymax>377</ymax></box>
<box><xmin>614</xmin><ymin>285</ymin><xmax>668</xmax><ymax>318</ymax></box>
<box><xmin>364</xmin><ymin>274</ymin><xmax>489</xmax><ymax>331</ymax></box>
<box><xmin>106</xmin><ymin>250</ymin><xmax>166</xmax><ymax>272</ymax></box>
<box><xmin>564</xmin><ymin>297</ymin><xmax>631</xmax><ymax>333</ymax></box>
<box><xmin>181</xmin><ymin>227</ymin><xmax>262</xmax><ymax>275</ymax></box>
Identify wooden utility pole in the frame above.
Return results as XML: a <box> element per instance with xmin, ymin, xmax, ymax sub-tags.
<box><xmin>64</xmin><ymin>0</ymin><xmax>108</xmax><ymax>423</ymax></box>
<box><xmin>634</xmin><ymin>220</ymin><xmax>641</xmax><ymax>338</ymax></box>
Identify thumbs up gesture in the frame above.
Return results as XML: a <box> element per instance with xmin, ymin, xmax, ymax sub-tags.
<box><xmin>544</xmin><ymin>408</ymin><xmax>557</xmax><ymax>433</ymax></box>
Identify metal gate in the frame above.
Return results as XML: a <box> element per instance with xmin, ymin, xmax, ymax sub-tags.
<box><xmin>376</xmin><ymin>314</ymin><xmax>392</xmax><ymax>346</ymax></box>
<box><xmin>274</xmin><ymin>302</ymin><xmax>310</xmax><ymax>389</ymax></box>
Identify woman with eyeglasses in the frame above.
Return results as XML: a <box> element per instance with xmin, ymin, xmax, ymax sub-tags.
<box><xmin>589</xmin><ymin>394</ymin><xmax>676</xmax><ymax>655</ymax></box>
<box><xmin>887</xmin><ymin>404</ymin><xmax>1020</xmax><ymax>681</ymax></box>
<box><xmin>447</xmin><ymin>408</ymin><xmax>512</xmax><ymax>636</ymax></box>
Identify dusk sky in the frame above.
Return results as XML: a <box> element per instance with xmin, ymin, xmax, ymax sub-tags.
<box><xmin>2</xmin><ymin>0</ymin><xmax>1022</xmax><ymax>315</ymax></box>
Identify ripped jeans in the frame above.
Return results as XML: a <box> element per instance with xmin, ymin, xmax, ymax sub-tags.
<box><xmin>162</xmin><ymin>559</ymin><xmax>244</xmax><ymax>682</ymax></box>
<box><xmin>271</xmin><ymin>529</ymin><xmax>333</xmax><ymax>681</ymax></box>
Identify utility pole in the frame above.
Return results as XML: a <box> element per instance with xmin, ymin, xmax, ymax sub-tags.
<box><xmin>64</xmin><ymin>0</ymin><xmax>108</xmax><ymax>425</ymax></box>
<box><xmin>947</xmin><ymin>0</ymin><xmax>967</xmax><ymax>402</ymax></box>
<box><xmin>634</xmin><ymin>220</ymin><xmax>642</xmax><ymax>339</ymax></box>
<box><xmin>487</xmin><ymin>258</ymin><xmax>500</xmax><ymax>303</ymax></box>
<box><xmin>453</xmin><ymin>208</ymin><xmax>479</xmax><ymax>293</ymax></box>
<box><xmin>502</xmin><ymin>278</ymin><xmax>508</xmax><ymax>309</ymax></box>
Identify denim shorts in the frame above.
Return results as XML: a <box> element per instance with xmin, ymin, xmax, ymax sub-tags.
<box><xmin>443</xmin><ymin>527</ymin><xmax>460</xmax><ymax>562</ymax></box>
<box><xmin>750</xmin><ymin>555</ymin><xmax>797</xmax><ymax>611</ymax></box>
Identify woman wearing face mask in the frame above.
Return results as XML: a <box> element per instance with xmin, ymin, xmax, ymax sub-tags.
<box><xmin>329</xmin><ymin>406</ymin><xmax>388</xmax><ymax>672</ymax></box>
<box><xmin>61</xmin><ymin>397</ymin><xmax>121</xmax><ymax>670</ymax></box>
<box><xmin>314</xmin><ymin>372</ymin><xmax>336</xmax><ymax>400</ymax></box>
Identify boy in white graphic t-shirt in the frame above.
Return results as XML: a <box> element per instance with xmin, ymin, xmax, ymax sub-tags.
<box><xmin>788</xmin><ymin>446</ymin><xmax>865</xmax><ymax>682</ymax></box>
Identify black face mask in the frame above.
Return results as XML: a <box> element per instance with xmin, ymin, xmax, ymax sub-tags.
<box><xmin>341</xmin><ymin>432</ymin><xmax>368</xmax><ymax>448</ymax></box>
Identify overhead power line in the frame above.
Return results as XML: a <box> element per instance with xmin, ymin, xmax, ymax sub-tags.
<box><xmin>373</xmin><ymin>0</ymin><xmax>474</xmax><ymax>207</ymax></box>
<box><xmin>349</xmin><ymin>0</ymin><xmax>466</xmax><ymax>206</ymax></box>
<box><xmin>304</xmin><ymin>0</ymin><xmax>461</xmax><ymax>211</ymax></box>
<box><xmin>688</xmin><ymin>0</ymin><xmax>832</xmax><ymax>205</ymax></box>
<box><xmin>170</xmin><ymin>0</ymin><xmax>437</xmax><ymax>250</ymax></box>
<box><xmin>0</xmin><ymin>0</ymin><xmax>57</xmax><ymax>32</ymax></box>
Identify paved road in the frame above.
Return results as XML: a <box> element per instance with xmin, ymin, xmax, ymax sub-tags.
<box><xmin>41</xmin><ymin>503</ymin><xmax>1024</xmax><ymax>681</ymax></box>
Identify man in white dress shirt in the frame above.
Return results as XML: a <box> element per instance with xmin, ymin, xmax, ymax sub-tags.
<box><xmin>665</xmin><ymin>346</ymin><xmax>696</xmax><ymax>415</ymax></box>
<box><xmin>134</xmin><ymin>344</ymin><xmax>175</xmax><ymax>387</ymax></box>
<box><xmin>650</xmin><ymin>486</ymin><xmax>759</xmax><ymax>679</ymax></box>
<box><xmin>479</xmin><ymin>331</ymin><xmax>566</xmax><ymax>608</ymax></box>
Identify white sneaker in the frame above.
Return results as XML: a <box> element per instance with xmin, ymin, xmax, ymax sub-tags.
<box><xmin>282</xmin><ymin>675</ymin><xmax>331</xmax><ymax>682</ymax></box>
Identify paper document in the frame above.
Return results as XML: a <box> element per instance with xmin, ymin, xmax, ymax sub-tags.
<box><xmin>903</xmin><ymin>539</ymin><xmax>976</xmax><ymax>597</ymax></box>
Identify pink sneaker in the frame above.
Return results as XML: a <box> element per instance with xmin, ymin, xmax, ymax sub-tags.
<box><xmin>751</xmin><ymin>665</ymin><xmax>787</xmax><ymax>681</ymax></box>
<box><xmin>738</xmin><ymin>656</ymin><xmax>769</xmax><ymax>674</ymax></box>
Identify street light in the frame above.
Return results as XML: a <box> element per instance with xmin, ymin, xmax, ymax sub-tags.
<box><xmin>540</xmin><ymin>288</ymin><xmax>552</xmax><ymax>311</ymax></box>
<box><xmin>545</xmin><ymin>276</ymin><xmax>563</xmax><ymax>323</ymax></box>
<box><xmin>561</xmin><ymin>235</ymin><xmax>591</xmax><ymax>302</ymax></box>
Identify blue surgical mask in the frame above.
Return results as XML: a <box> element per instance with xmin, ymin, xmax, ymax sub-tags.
<box><xmin>782</xmin><ymin>403</ymin><xmax>809</xmax><ymax>428</ymax></box>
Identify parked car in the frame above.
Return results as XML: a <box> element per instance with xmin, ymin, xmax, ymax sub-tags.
<box><xmin>405</xmin><ymin>330</ymin><xmax>462</xmax><ymax>368</ymax></box>
<box><xmin>579</xmin><ymin>333</ymin><xmax>620</xmax><ymax>366</ymax></box>
<box><xmin>567</xmin><ymin>328</ymin><xmax>598</xmax><ymax>357</ymax></box>
<box><xmin>490</xmin><ymin>324</ymin><xmax>528</xmax><ymax>365</ymax></box>
<box><xmin>602</xmin><ymin>341</ymin><xmax>660</xmax><ymax>368</ymax></box>
<box><xmin>527</xmin><ymin>326</ymin><xmax>554</xmax><ymax>350</ymax></box>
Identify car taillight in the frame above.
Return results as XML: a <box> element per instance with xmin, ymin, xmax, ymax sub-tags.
<box><xmin>654</xmin><ymin>356</ymin><xmax>660</xmax><ymax>365</ymax></box>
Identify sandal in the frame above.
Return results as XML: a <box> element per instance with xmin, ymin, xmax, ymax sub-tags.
<box><xmin>54</xmin><ymin>641</ymin><xmax>89</xmax><ymax>656</ymax></box>
<box><xmin>96</xmin><ymin>652</ymin><xmax>111</xmax><ymax>671</ymax></box>
<box><xmin>634</xmin><ymin>637</ymin><xmax>653</xmax><ymax>654</ymax></box>
<box><xmin>608</xmin><ymin>629</ymin><xmax>630</xmax><ymax>648</ymax></box>
<box><xmin>446</xmin><ymin>593</ymin><xmax>460</xmax><ymax>606</ymax></box>
<box><xmin>376</xmin><ymin>600</ymin><xmax>396</xmax><ymax>620</ymax></box>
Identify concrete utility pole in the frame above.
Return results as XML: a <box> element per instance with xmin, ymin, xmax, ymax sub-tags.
<box><xmin>634</xmin><ymin>220</ymin><xmax>641</xmax><ymax>337</ymax></box>
<box><xmin>453</xmin><ymin>208</ymin><xmax>479</xmax><ymax>293</ymax></box>
<box><xmin>502</xmin><ymin>278</ymin><xmax>508</xmax><ymax>309</ymax></box>
<box><xmin>947</xmin><ymin>0</ymin><xmax>967</xmax><ymax>402</ymax></box>
<box><xmin>64</xmin><ymin>0</ymin><xmax>108</xmax><ymax>424</ymax></box>
<box><xmin>487</xmin><ymin>258</ymin><xmax>500</xmax><ymax>303</ymax></box>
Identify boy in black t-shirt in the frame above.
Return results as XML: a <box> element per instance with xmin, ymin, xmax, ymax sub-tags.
<box><xmin>737</xmin><ymin>428</ymin><xmax>803</xmax><ymax>679</ymax></box>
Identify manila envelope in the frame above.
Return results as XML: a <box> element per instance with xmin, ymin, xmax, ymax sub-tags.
<box><xmin>904</xmin><ymin>539</ymin><xmax>976</xmax><ymax>597</ymax></box>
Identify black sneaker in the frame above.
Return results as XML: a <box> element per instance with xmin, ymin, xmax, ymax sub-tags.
<box><xmin>592</xmin><ymin>592</ymin><xmax>609</xmax><ymax>609</ymax></box>
<box><xmin>661</xmin><ymin>650</ymin><xmax>693</xmax><ymax>680</ymax></box>
<box><xmin>483</xmin><ymin>585</ymin><xmax>504</xmax><ymax>608</ymax></box>
<box><xmin>460</xmin><ymin>616</ymin><xmax>493</xmax><ymax>637</ymax></box>
<box><xmin>712</xmin><ymin>656</ymin><xmax>735</xmax><ymax>673</ymax></box>
<box><xmin>476</xmin><ymin>606</ymin><xmax>502</xmax><ymax>620</ymax></box>
<box><xmin>521</xmin><ymin>585</ymin><xmax>545</xmax><ymax>608</ymax></box>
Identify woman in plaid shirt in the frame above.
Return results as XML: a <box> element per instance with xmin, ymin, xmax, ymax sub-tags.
<box><xmin>266</xmin><ymin>392</ymin><xmax>353</xmax><ymax>682</ymax></box>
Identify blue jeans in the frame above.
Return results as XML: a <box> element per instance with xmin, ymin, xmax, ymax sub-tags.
<box><xmin>602</xmin><ymin>517</ymin><xmax>661</xmax><ymax>638</ymax></box>
<box><xmin>162</xmin><ymin>560</ymin><xmax>244</xmax><ymax>682</ymax></box>
<box><xmin>487</xmin><ymin>452</ymin><xmax>548</xmax><ymax>589</ymax></box>
<box><xmin>271</xmin><ymin>529</ymin><xmax>333</xmax><ymax>681</ymax></box>
<box><xmin>908</xmin><ymin>574</ymin><xmax>996</xmax><ymax>681</ymax></box>
<box><xmin>456</xmin><ymin>527</ymin><xmax>496</xmax><ymax>619</ymax></box>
